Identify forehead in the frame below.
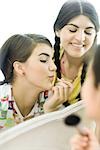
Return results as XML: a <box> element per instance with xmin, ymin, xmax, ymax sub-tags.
<box><xmin>32</xmin><ymin>43</ymin><xmax>53</xmax><ymax>56</ymax></box>
<box><xmin>68</xmin><ymin>15</ymin><xmax>95</xmax><ymax>28</ymax></box>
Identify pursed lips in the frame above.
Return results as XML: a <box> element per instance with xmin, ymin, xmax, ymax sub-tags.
<box><xmin>48</xmin><ymin>76</ymin><xmax>54</xmax><ymax>81</ymax></box>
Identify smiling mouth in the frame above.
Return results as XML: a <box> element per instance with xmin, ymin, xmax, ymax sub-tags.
<box><xmin>70</xmin><ymin>44</ymin><xmax>86</xmax><ymax>51</ymax></box>
<box><xmin>71</xmin><ymin>43</ymin><xmax>84</xmax><ymax>48</ymax></box>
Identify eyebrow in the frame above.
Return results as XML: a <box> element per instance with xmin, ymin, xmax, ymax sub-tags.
<box><xmin>38</xmin><ymin>53</ymin><xmax>49</xmax><ymax>57</ymax></box>
<box><xmin>67</xmin><ymin>23</ymin><xmax>95</xmax><ymax>29</ymax></box>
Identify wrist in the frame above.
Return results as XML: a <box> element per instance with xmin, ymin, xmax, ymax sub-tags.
<box><xmin>43</xmin><ymin>103</ymin><xmax>61</xmax><ymax>113</ymax></box>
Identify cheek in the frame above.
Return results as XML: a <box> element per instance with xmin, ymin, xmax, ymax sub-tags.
<box><xmin>87</xmin><ymin>36</ymin><xmax>95</xmax><ymax>48</ymax></box>
<box><xmin>32</xmin><ymin>62</ymin><xmax>46</xmax><ymax>72</ymax></box>
<box><xmin>32</xmin><ymin>65</ymin><xmax>47</xmax><ymax>79</ymax></box>
<box><xmin>25</xmin><ymin>63</ymin><xmax>47</xmax><ymax>82</ymax></box>
<box><xmin>60</xmin><ymin>31</ymin><xmax>69</xmax><ymax>45</ymax></box>
<box><xmin>34</xmin><ymin>66</ymin><xmax>43</xmax><ymax>74</ymax></box>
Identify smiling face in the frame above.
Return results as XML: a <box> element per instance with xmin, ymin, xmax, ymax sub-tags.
<box><xmin>81</xmin><ymin>64</ymin><xmax>100</xmax><ymax>122</ymax></box>
<box><xmin>18</xmin><ymin>43</ymin><xmax>56</xmax><ymax>91</ymax></box>
<box><xmin>58</xmin><ymin>15</ymin><xmax>96</xmax><ymax>58</ymax></box>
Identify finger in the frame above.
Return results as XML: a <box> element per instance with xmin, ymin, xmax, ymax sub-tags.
<box><xmin>71</xmin><ymin>135</ymin><xmax>89</xmax><ymax>149</ymax></box>
<box><xmin>63</xmin><ymin>86</ymin><xmax>69</xmax><ymax>102</ymax></box>
<box><xmin>56</xmin><ymin>81</ymin><xmax>68</xmax><ymax>87</ymax></box>
<box><xmin>52</xmin><ymin>86</ymin><xmax>60</xmax><ymax>101</ymax></box>
<box><xmin>52</xmin><ymin>86</ymin><xmax>65</xmax><ymax>105</ymax></box>
<box><xmin>56</xmin><ymin>82</ymin><xmax>70</xmax><ymax>102</ymax></box>
<box><xmin>58</xmin><ymin>78</ymin><xmax>73</xmax><ymax>88</ymax></box>
<box><xmin>58</xmin><ymin>86</ymin><xmax>65</xmax><ymax>102</ymax></box>
<box><xmin>57</xmin><ymin>78</ymin><xmax>73</xmax><ymax>94</ymax></box>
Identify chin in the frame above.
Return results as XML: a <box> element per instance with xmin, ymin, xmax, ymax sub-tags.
<box><xmin>73</xmin><ymin>53</ymin><xmax>84</xmax><ymax>58</ymax></box>
<box><xmin>68</xmin><ymin>52</ymin><xmax>83</xmax><ymax>58</ymax></box>
<box><xmin>48</xmin><ymin>84</ymin><xmax>53</xmax><ymax>90</ymax></box>
<box><xmin>44</xmin><ymin>84</ymin><xmax>52</xmax><ymax>90</ymax></box>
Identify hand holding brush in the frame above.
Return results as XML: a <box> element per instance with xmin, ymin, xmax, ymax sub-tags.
<box><xmin>64</xmin><ymin>114</ymin><xmax>100</xmax><ymax>150</ymax></box>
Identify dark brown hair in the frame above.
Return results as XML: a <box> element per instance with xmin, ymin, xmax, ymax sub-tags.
<box><xmin>0</xmin><ymin>34</ymin><xmax>52</xmax><ymax>84</ymax></box>
<box><xmin>92</xmin><ymin>44</ymin><xmax>100</xmax><ymax>88</ymax></box>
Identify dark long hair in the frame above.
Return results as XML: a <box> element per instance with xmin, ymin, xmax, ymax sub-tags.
<box><xmin>92</xmin><ymin>44</ymin><xmax>100</xmax><ymax>88</ymax></box>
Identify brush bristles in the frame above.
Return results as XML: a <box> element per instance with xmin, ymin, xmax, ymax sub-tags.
<box><xmin>64</xmin><ymin>114</ymin><xmax>81</xmax><ymax>126</ymax></box>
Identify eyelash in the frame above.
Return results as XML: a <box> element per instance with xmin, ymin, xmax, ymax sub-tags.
<box><xmin>69</xmin><ymin>29</ymin><xmax>92</xmax><ymax>35</ymax></box>
<box><xmin>69</xmin><ymin>30</ymin><xmax>76</xmax><ymax>32</ymax></box>
<box><xmin>40</xmin><ymin>58</ymin><xmax>54</xmax><ymax>63</ymax></box>
<box><xmin>85</xmin><ymin>32</ymin><xmax>92</xmax><ymax>35</ymax></box>
<box><xmin>40</xmin><ymin>60</ymin><xmax>47</xmax><ymax>63</ymax></box>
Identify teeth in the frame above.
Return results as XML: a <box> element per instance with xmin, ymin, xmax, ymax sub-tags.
<box><xmin>72</xmin><ymin>44</ymin><xmax>83</xmax><ymax>48</ymax></box>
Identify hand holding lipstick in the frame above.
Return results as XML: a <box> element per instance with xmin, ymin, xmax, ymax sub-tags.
<box><xmin>43</xmin><ymin>78</ymin><xmax>73</xmax><ymax>112</ymax></box>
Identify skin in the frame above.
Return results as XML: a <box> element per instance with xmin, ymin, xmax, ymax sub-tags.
<box><xmin>57</xmin><ymin>15</ymin><xmax>96</xmax><ymax>81</ymax></box>
<box><xmin>70</xmin><ymin>64</ymin><xmax>100</xmax><ymax>150</ymax></box>
<box><xmin>12</xmin><ymin>43</ymin><xmax>69</xmax><ymax>116</ymax></box>
<box><xmin>16</xmin><ymin>43</ymin><xmax>56</xmax><ymax>91</ymax></box>
<box><xmin>58</xmin><ymin>15</ymin><xmax>96</xmax><ymax>58</ymax></box>
<box><xmin>82</xmin><ymin>64</ymin><xmax>100</xmax><ymax>122</ymax></box>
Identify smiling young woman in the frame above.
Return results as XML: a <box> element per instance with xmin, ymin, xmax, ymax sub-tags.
<box><xmin>53</xmin><ymin>0</ymin><xmax>99</xmax><ymax>107</ymax></box>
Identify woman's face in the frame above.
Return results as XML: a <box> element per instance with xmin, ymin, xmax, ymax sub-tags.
<box><xmin>20</xmin><ymin>43</ymin><xmax>56</xmax><ymax>91</ymax></box>
<box><xmin>58</xmin><ymin>15</ymin><xmax>96</xmax><ymax>58</ymax></box>
<box><xmin>81</xmin><ymin>64</ymin><xmax>100</xmax><ymax>121</ymax></box>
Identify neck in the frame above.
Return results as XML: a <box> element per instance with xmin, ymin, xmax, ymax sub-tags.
<box><xmin>65</xmin><ymin>52</ymin><xmax>83</xmax><ymax>68</ymax></box>
<box><xmin>12</xmin><ymin>82</ymin><xmax>41</xmax><ymax>117</ymax></box>
<box><xmin>61</xmin><ymin>51</ymin><xmax>83</xmax><ymax>80</ymax></box>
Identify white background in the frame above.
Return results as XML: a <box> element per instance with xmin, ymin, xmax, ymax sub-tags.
<box><xmin>0</xmin><ymin>0</ymin><xmax>100</xmax><ymax>45</ymax></box>
<box><xmin>0</xmin><ymin>0</ymin><xmax>100</xmax><ymax>80</ymax></box>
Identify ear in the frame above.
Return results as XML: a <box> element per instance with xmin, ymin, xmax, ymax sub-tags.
<box><xmin>55</xmin><ymin>31</ymin><xmax>60</xmax><ymax>37</ymax></box>
<box><xmin>13</xmin><ymin>61</ymin><xmax>25</xmax><ymax>76</ymax></box>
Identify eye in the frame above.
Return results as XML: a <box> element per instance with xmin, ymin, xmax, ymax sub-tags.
<box><xmin>39</xmin><ymin>55</ymin><xmax>49</xmax><ymax>63</ymax></box>
<box><xmin>69</xmin><ymin>29</ymin><xmax>77</xmax><ymax>32</ymax></box>
<box><xmin>85</xmin><ymin>29</ymin><xmax>95</xmax><ymax>35</ymax></box>
<box><xmin>68</xmin><ymin>27</ymin><xmax>77</xmax><ymax>33</ymax></box>
<box><xmin>85</xmin><ymin>31</ymin><xmax>92</xmax><ymax>35</ymax></box>
<box><xmin>63</xmin><ymin>25</ymin><xmax>77</xmax><ymax>33</ymax></box>
<box><xmin>40</xmin><ymin>60</ymin><xmax>47</xmax><ymax>63</ymax></box>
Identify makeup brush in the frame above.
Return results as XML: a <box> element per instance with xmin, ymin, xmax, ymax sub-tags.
<box><xmin>64</xmin><ymin>114</ymin><xmax>87</xmax><ymax>135</ymax></box>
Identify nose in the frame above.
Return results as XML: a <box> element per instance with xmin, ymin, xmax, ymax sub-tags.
<box><xmin>75</xmin><ymin>30</ymin><xmax>85</xmax><ymax>43</ymax></box>
<box><xmin>49</xmin><ymin>60</ymin><xmax>57</xmax><ymax>71</ymax></box>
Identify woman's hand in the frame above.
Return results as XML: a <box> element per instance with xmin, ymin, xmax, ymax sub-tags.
<box><xmin>70</xmin><ymin>128</ymin><xmax>100</xmax><ymax>150</ymax></box>
<box><xmin>43</xmin><ymin>78</ymin><xmax>73</xmax><ymax>112</ymax></box>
